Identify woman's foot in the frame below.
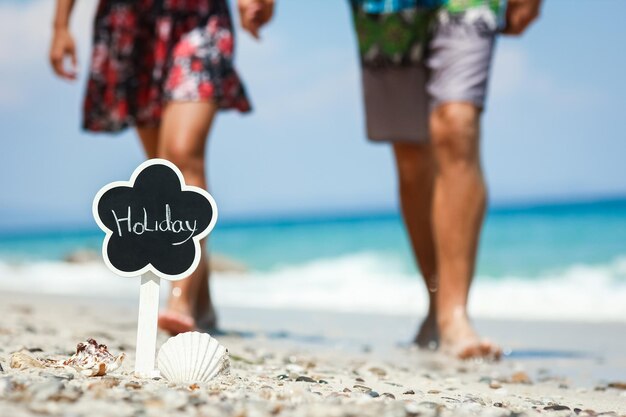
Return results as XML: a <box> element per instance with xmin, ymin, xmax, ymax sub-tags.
<box><xmin>158</xmin><ymin>311</ymin><xmax>195</xmax><ymax>335</ymax></box>
<box><xmin>158</xmin><ymin>287</ymin><xmax>196</xmax><ymax>335</ymax></box>
<box><xmin>157</xmin><ymin>296</ymin><xmax>217</xmax><ymax>335</ymax></box>
<box><xmin>438</xmin><ymin>311</ymin><xmax>501</xmax><ymax>360</ymax></box>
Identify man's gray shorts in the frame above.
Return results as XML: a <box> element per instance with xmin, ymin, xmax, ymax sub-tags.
<box><xmin>361</xmin><ymin>16</ymin><xmax>498</xmax><ymax>143</ymax></box>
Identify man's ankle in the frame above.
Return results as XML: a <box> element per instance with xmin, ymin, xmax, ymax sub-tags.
<box><xmin>437</xmin><ymin>305</ymin><xmax>469</xmax><ymax>328</ymax></box>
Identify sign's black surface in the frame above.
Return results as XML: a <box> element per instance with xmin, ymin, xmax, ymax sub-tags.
<box><xmin>93</xmin><ymin>159</ymin><xmax>217</xmax><ymax>280</ymax></box>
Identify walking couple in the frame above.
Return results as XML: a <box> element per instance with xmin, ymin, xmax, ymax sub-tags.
<box><xmin>50</xmin><ymin>0</ymin><xmax>541</xmax><ymax>359</ymax></box>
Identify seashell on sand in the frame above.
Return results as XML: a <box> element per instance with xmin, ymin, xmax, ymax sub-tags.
<box><xmin>62</xmin><ymin>338</ymin><xmax>125</xmax><ymax>376</ymax></box>
<box><xmin>9</xmin><ymin>339</ymin><xmax>124</xmax><ymax>377</ymax></box>
<box><xmin>157</xmin><ymin>332</ymin><xmax>229</xmax><ymax>384</ymax></box>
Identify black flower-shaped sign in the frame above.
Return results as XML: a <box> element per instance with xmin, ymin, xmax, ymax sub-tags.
<box><xmin>93</xmin><ymin>159</ymin><xmax>217</xmax><ymax>280</ymax></box>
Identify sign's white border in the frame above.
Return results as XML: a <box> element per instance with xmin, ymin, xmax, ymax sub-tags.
<box><xmin>92</xmin><ymin>158</ymin><xmax>218</xmax><ymax>281</ymax></box>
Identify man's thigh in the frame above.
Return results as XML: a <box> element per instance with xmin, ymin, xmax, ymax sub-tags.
<box><xmin>426</xmin><ymin>10</ymin><xmax>499</xmax><ymax>112</ymax></box>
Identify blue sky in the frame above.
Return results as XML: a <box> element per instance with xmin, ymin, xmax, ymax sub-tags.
<box><xmin>1</xmin><ymin>0</ymin><xmax>625</xmax><ymax>232</ymax></box>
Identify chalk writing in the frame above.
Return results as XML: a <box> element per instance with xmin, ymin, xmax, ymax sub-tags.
<box><xmin>111</xmin><ymin>204</ymin><xmax>197</xmax><ymax>246</ymax></box>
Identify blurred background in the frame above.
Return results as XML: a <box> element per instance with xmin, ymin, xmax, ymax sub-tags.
<box><xmin>0</xmin><ymin>0</ymin><xmax>625</xmax><ymax>322</ymax></box>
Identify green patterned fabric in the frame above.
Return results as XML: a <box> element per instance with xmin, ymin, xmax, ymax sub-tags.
<box><xmin>352</xmin><ymin>0</ymin><xmax>503</xmax><ymax>14</ymax></box>
<box><xmin>351</xmin><ymin>0</ymin><xmax>505</xmax><ymax>67</ymax></box>
<box><xmin>446</xmin><ymin>0</ymin><xmax>502</xmax><ymax>14</ymax></box>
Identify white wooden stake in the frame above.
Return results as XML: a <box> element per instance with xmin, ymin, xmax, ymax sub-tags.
<box><xmin>134</xmin><ymin>271</ymin><xmax>160</xmax><ymax>377</ymax></box>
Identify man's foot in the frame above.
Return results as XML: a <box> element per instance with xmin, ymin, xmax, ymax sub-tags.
<box><xmin>439</xmin><ymin>314</ymin><xmax>501</xmax><ymax>360</ymax></box>
<box><xmin>414</xmin><ymin>314</ymin><xmax>439</xmax><ymax>350</ymax></box>
<box><xmin>193</xmin><ymin>276</ymin><xmax>218</xmax><ymax>332</ymax></box>
<box><xmin>194</xmin><ymin>305</ymin><xmax>218</xmax><ymax>332</ymax></box>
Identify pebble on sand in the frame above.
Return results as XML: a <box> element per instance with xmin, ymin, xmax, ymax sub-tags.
<box><xmin>544</xmin><ymin>405</ymin><xmax>571</xmax><ymax>411</ymax></box>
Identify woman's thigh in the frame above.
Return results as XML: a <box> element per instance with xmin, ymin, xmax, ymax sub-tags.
<box><xmin>158</xmin><ymin>101</ymin><xmax>218</xmax><ymax>188</ymax></box>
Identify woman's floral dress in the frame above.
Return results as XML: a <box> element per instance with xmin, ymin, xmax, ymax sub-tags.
<box><xmin>83</xmin><ymin>0</ymin><xmax>250</xmax><ymax>133</ymax></box>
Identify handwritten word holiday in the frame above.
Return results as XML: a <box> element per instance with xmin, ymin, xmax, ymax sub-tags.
<box><xmin>111</xmin><ymin>204</ymin><xmax>197</xmax><ymax>246</ymax></box>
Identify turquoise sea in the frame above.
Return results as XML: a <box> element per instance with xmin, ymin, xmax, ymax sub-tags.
<box><xmin>1</xmin><ymin>198</ymin><xmax>625</xmax><ymax>321</ymax></box>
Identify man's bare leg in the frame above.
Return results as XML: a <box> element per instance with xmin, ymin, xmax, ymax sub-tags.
<box><xmin>392</xmin><ymin>143</ymin><xmax>439</xmax><ymax>349</ymax></box>
<box><xmin>156</xmin><ymin>101</ymin><xmax>218</xmax><ymax>335</ymax></box>
<box><xmin>430</xmin><ymin>102</ymin><xmax>501</xmax><ymax>359</ymax></box>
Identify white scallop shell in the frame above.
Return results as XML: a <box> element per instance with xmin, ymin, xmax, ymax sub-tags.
<box><xmin>157</xmin><ymin>332</ymin><xmax>229</xmax><ymax>384</ymax></box>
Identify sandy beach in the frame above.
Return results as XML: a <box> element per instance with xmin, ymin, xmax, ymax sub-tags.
<box><xmin>0</xmin><ymin>292</ymin><xmax>624</xmax><ymax>417</ymax></box>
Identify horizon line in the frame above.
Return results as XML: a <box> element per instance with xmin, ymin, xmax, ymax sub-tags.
<box><xmin>1</xmin><ymin>193</ymin><xmax>626</xmax><ymax>239</ymax></box>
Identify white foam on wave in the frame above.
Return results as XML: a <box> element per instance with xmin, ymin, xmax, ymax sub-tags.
<box><xmin>1</xmin><ymin>252</ymin><xmax>625</xmax><ymax>322</ymax></box>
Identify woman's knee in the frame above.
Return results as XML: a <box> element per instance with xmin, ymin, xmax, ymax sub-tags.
<box><xmin>160</xmin><ymin>133</ymin><xmax>204</xmax><ymax>166</ymax></box>
<box><xmin>159</xmin><ymin>136</ymin><xmax>206</xmax><ymax>187</ymax></box>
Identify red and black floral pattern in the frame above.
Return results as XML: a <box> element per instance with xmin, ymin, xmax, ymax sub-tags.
<box><xmin>83</xmin><ymin>0</ymin><xmax>250</xmax><ymax>133</ymax></box>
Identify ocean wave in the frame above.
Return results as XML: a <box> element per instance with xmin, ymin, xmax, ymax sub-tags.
<box><xmin>1</xmin><ymin>253</ymin><xmax>625</xmax><ymax>321</ymax></box>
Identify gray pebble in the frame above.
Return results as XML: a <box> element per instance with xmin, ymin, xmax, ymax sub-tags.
<box><xmin>368</xmin><ymin>391</ymin><xmax>380</xmax><ymax>398</ymax></box>
<box><xmin>403</xmin><ymin>390</ymin><xmax>415</xmax><ymax>395</ymax></box>
<box><xmin>544</xmin><ymin>405</ymin><xmax>571</xmax><ymax>411</ymax></box>
<box><xmin>276</xmin><ymin>374</ymin><xmax>290</xmax><ymax>380</ymax></box>
<box><xmin>441</xmin><ymin>396</ymin><xmax>460</xmax><ymax>403</ymax></box>
<box><xmin>38</xmin><ymin>370</ymin><xmax>74</xmax><ymax>381</ymax></box>
<box><xmin>295</xmin><ymin>376</ymin><xmax>317</xmax><ymax>383</ymax></box>
<box><xmin>464</xmin><ymin>394</ymin><xmax>486</xmax><ymax>406</ymax></box>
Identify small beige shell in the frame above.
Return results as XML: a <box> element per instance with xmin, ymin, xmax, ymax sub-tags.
<box><xmin>157</xmin><ymin>332</ymin><xmax>229</xmax><ymax>384</ymax></box>
<box><xmin>10</xmin><ymin>352</ymin><xmax>45</xmax><ymax>369</ymax></box>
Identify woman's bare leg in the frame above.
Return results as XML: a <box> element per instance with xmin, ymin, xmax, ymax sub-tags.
<box><xmin>136</xmin><ymin>126</ymin><xmax>160</xmax><ymax>158</ymax></box>
<box><xmin>156</xmin><ymin>101</ymin><xmax>218</xmax><ymax>335</ymax></box>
